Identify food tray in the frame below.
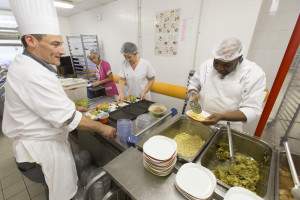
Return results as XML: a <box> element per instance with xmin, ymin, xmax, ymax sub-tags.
<box><xmin>197</xmin><ymin>127</ymin><xmax>275</xmax><ymax>199</ymax></box>
<box><xmin>121</xmin><ymin>104</ymin><xmax>148</xmax><ymax>117</ymax></box>
<box><xmin>137</xmin><ymin>116</ymin><xmax>218</xmax><ymax>163</ymax></box>
<box><xmin>133</xmin><ymin>100</ymin><xmax>155</xmax><ymax>109</ymax></box>
<box><xmin>275</xmin><ymin>150</ymin><xmax>300</xmax><ymax>200</ymax></box>
<box><xmin>109</xmin><ymin>110</ymin><xmax>136</xmax><ymax>122</ymax></box>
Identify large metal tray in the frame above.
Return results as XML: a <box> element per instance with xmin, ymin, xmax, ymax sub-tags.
<box><xmin>275</xmin><ymin>150</ymin><xmax>300</xmax><ymax>200</ymax></box>
<box><xmin>196</xmin><ymin>127</ymin><xmax>275</xmax><ymax>199</ymax></box>
<box><xmin>136</xmin><ymin>115</ymin><xmax>218</xmax><ymax>163</ymax></box>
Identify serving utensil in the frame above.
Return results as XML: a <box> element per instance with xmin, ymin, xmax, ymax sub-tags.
<box><xmin>283</xmin><ymin>140</ymin><xmax>300</xmax><ymax>199</ymax></box>
<box><xmin>189</xmin><ymin>100</ymin><xmax>202</xmax><ymax>114</ymax></box>
<box><xmin>227</xmin><ymin>122</ymin><xmax>235</xmax><ymax>163</ymax></box>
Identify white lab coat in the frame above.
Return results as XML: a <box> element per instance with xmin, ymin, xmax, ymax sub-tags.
<box><xmin>2</xmin><ymin>54</ymin><xmax>82</xmax><ymax>200</ymax></box>
<box><xmin>119</xmin><ymin>58</ymin><xmax>156</xmax><ymax>100</ymax></box>
<box><xmin>188</xmin><ymin>59</ymin><xmax>266</xmax><ymax>131</ymax></box>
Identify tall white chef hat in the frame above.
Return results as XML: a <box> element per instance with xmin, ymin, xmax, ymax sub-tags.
<box><xmin>212</xmin><ymin>38</ymin><xmax>243</xmax><ymax>62</ymax></box>
<box><xmin>9</xmin><ymin>0</ymin><xmax>60</xmax><ymax>36</ymax></box>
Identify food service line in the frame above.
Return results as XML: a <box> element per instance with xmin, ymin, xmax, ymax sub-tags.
<box><xmin>78</xmin><ymin>95</ymin><xmax>297</xmax><ymax>200</ymax></box>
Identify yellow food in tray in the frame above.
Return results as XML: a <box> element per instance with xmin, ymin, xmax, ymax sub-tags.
<box><xmin>188</xmin><ymin>110</ymin><xmax>206</xmax><ymax>121</ymax></box>
<box><xmin>173</xmin><ymin>133</ymin><xmax>205</xmax><ymax>157</ymax></box>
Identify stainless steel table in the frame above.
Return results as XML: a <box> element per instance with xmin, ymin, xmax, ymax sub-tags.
<box><xmin>104</xmin><ymin>147</ymin><xmax>185</xmax><ymax>200</ymax></box>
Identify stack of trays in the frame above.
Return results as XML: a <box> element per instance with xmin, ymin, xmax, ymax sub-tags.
<box><xmin>143</xmin><ymin>136</ymin><xmax>177</xmax><ymax>176</ymax></box>
<box><xmin>175</xmin><ymin>163</ymin><xmax>216</xmax><ymax>200</ymax></box>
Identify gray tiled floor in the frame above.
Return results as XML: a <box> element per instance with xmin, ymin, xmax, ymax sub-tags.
<box><xmin>0</xmin><ymin>131</ymin><xmax>46</xmax><ymax>200</ymax></box>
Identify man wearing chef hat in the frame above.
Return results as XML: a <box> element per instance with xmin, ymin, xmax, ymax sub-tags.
<box><xmin>2</xmin><ymin>0</ymin><xmax>116</xmax><ymax>199</ymax></box>
<box><xmin>187</xmin><ymin>37</ymin><xmax>266</xmax><ymax>132</ymax></box>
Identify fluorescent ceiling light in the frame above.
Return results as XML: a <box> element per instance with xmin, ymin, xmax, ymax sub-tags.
<box><xmin>54</xmin><ymin>1</ymin><xmax>74</xmax><ymax>9</ymax></box>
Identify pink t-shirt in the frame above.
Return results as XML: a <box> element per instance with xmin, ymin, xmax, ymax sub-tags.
<box><xmin>95</xmin><ymin>60</ymin><xmax>119</xmax><ymax>96</ymax></box>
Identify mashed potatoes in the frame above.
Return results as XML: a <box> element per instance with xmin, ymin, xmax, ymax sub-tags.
<box><xmin>173</xmin><ymin>133</ymin><xmax>205</xmax><ymax>157</ymax></box>
<box><xmin>188</xmin><ymin>110</ymin><xmax>206</xmax><ymax>121</ymax></box>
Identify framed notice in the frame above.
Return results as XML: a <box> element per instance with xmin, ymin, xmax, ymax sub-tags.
<box><xmin>154</xmin><ymin>9</ymin><xmax>180</xmax><ymax>56</ymax></box>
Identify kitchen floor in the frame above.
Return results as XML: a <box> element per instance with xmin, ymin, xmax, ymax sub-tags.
<box><xmin>0</xmin><ymin>129</ymin><xmax>46</xmax><ymax>200</ymax></box>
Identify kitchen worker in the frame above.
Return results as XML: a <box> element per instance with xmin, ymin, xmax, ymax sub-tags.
<box><xmin>117</xmin><ymin>42</ymin><xmax>156</xmax><ymax>103</ymax></box>
<box><xmin>87</xmin><ymin>49</ymin><xmax>119</xmax><ymax>98</ymax></box>
<box><xmin>187</xmin><ymin>37</ymin><xmax>266</xmax><ymax>131</ymax></box>
<box><xmin>2</xmin><ymin>0</ymin><xmax>116</xmax><ymax>200</ymax></box>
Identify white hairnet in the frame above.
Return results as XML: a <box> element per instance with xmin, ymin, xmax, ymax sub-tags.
<box><xmin>87</xmin><ymin>49</ymin><xmax>99</xmax><ymax>57</ymax></box>
<box><xmin>212</xmin><ymin>38</ymin><xmax>243</xmax><ymax>62</ymax></box>
<box><xmin>120</xmin><ymin>42</ymin><xmax>137</xmax><ymax>55</ymax></box>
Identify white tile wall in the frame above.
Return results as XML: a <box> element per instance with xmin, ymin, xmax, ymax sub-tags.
<box><xmin>62</xmin><ymin>0</ymin><xmax>299</xmax><ymax>134</ymax></box>
<box><xmin>244</xmin><ymin>0</ymin><xmax>300</xmax><ymax>134</ymax></box>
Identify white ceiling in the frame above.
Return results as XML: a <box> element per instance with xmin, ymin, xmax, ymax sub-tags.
<box><xmin>0</xmin><ymin>0</ymin><xmax>117</xmax><ymax>17</ymax></box>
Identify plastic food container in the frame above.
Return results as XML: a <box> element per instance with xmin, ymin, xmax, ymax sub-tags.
<box><xmin>148</xmin><ymin>103</ymin><xmax>167</xmax><ymax>118</ymax></box>
<box><xmin>136</xmin><ymin>113</ymin><xmax>156</xmax><ymax>130</ymax></box>
<box><xmin>60</xmin><ymin>78</ymin><xmax>88</xmax><ymax>101</ymax></box>
<box><xmin>97</xmin><ymin>113</ymin><xmax>109</xmax><ymax>123</ymax></box>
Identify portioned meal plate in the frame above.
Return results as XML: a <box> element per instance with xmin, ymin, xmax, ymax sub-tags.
<box><xmin>186</xmin><ymin>110</ymin><xmax>210</xmax><ymax>122</ymax></box>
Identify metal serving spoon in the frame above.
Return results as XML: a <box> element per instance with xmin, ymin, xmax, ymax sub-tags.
<box><xmin>189</xmin><ymin>100</ymin><xmax>202</xmax><ymax>114</ymax></box>
<box><xmin>227</xmin><ymin>122</ymin><xmax>235</xmax><ymax>163</ymax></box>
<box><xmin>283</xmin><ymin>140</ymin><xmax>300</xmax><ymax>200</ymax></box>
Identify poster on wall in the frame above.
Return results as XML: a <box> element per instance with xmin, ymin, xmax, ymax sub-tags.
<box><xmin>154</xmin><ymin>9</ymin><xmax>180</xmax><ymax>56</ymax></box>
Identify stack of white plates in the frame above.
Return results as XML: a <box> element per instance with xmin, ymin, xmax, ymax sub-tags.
<box><xmin>175</xmin><ymin>163</ymin><xmax>216</xmax><ymax>200</ymax></box>
<box><xmin>143</xmin><ymin>135</ymin><xmax>177</xmax><ymax>176</ymax></box>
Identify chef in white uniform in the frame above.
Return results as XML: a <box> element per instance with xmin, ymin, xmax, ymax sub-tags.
<box><xmin>2</xmin><ymin>0</ymin><xmax>116</xmax><ymax>200</ymax></box>
<box><xmin>187</xmin><ymin>38</ymin><xmax>266</xmax><ymax>132</ymax></box>
<box><xmin>117</xmin><ymin>42</ymin><xmax>156</xmax><ymax>103</ymax></box>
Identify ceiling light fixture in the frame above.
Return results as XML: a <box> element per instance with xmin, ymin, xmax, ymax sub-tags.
<box><xmin>53</xmin><ymin>0</ymin><xmax>74</xmax><ymax>9</ymax></box>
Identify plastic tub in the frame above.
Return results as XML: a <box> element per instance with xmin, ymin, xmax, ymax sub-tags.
<box><xmin>60</xmin><ymin>78</ymin><xmax>88</xmax><ymax>101</ymax></box>
<box><xmin>148</xmin><ymin>103</ymin><xmax>167</xmax><ymax>118</ymax></box>
<box><xmin>117</xmin><ymin>119</ymin><xmax>132</xmax><ymax>142</ymax></box>
<box><xmin>97</xmin><ymin>113</ymin><xmax>109</xmax><ymax>123</ymax></box>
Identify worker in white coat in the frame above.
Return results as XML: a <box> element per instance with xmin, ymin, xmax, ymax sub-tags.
<box><xmin>2</xmin><ymin>0</ymin><xmax>116</xmax><ymax>200</ymax></box>
<box><xmin>187</xmin><ymin>38</ymin><xmax>266</xmax><ymax>132</ymax></box>
<box><xmin>117</xmin><ymin>42</ymin><xmax>156</xmax><ymax>103</ymax></box>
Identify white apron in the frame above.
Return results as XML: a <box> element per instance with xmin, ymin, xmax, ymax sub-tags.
<box><xmin>3</xmin><ymin>54</ymin><xmax>80</xmax><ymax>200</ymax></box>
<box><xmin>199</xmin><ymin>68</ymin><xmax>243</xmax><ymax>131</ymax></box>
<box><xmin>15</xmin><ymin>135</ymin><xmax>78</xmax><ymax>200</ymax></box>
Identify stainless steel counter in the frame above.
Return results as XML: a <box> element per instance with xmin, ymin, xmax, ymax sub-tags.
<box><xmin>104</xmin><ymin>147</ymin><xmax>186</xmax><ymax>200</ymax></box>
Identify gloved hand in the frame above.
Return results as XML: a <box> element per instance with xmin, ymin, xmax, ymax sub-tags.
<box><xmin>186</xmin><ymin>90</ymin><xmax>198</xmax><ymax>102</ymax></box>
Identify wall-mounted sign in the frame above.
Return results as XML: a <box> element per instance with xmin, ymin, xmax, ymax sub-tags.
<box><xmin>154</xmin><ymin>9</ymin><xmax>180</xmax><ymax>56</ymax></box>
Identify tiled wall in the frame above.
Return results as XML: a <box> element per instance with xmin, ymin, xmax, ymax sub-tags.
<box><xmin>61</xmin><ymin>0</ymin><xmax>299</xmax><ymax>132</ymax></box>
<box><xmin>243</xmin><ymin>0</ymin><xmax>300</xmax><ymax>134</ymax></box>
<box><xmin>63</xmin><ymin>0</ymin><xmax>262</xmax><ymax>112</ymax></box>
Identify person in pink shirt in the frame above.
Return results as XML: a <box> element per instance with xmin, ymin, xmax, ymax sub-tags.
<box><xmin>88</xmin><ymin>49</ymin><xmax>119</xmax><ymax>97</ymax></box>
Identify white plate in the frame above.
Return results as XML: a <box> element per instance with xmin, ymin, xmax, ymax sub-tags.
<box><xmin>186</xmin><ymin>110</ymin><xmax>210</xmax><ymax>122</ymax></box>
<box><xmin>176</xmin><ymin>163</ymin><xmax>216</xmax><ymax>199</ymax></box>
<box><xmin>224</xmin><ymin>187</ymin><xmax>263</xmax><ymax>200</ymax></box>
<box><xmin>143</xmin><ymin>136</ymin><xmax>177</xmax><ymax>161</ymax></box>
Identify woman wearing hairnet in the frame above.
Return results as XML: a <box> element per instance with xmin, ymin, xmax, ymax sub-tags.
<box><xmin>117</xmin><ymin>42</ymin><xmax>156</xmax><ymax>103</ymax></box>
<box><xmin>187</xmin><ymin>38</ymin><xmax>266</xmax><ymax>132</ymax></box>
<box><xmin>88</xmin><ymin>49</ymin><xmax>119</xmax><ymax>97</ymax></box>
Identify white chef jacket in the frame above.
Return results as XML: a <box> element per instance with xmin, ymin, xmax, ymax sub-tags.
<box><xmin>188</xmin><ymin>58</ymin><xmax>266</xmax><ymax>131</ymax></box>
<box><xmin>2</xmin><ymin>54</ymin><xmax>82</xmax><ymax>200</ymax></box>
<box><xmin>119</xmin><ymin>58</ymin><xmax>156</xmax><ymax>100</ymax></box>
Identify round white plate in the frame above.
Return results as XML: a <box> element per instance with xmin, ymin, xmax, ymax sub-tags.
<box><xmin>143</xmin><ymin>136</ymin><xmax>177</xmax><ymax>161</ymax></box>
<box><xmin>186</xmin><ymin>110</ymin><xmax>210</xmax><ymax>122</ymax></box>
<box><xmin>224</xmin><ymin>187</ymin><xmax>263</xmax><ymax>200</ymax></box>
<box><xmin>176</xmin><ymin>163</ymin><xmax>216</xmax><ymax>199</ymax></box>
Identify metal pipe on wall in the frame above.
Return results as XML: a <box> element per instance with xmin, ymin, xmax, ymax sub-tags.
<box><xmin>138</xmin><ymin>0</ymin><xmax>142</xmax><ymax>57</ymax></box>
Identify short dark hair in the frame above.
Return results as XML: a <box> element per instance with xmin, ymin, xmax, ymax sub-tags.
<box><xmin>21</xmin><ymin>34</ymin><xmax>45</xmax><ymax>48</ymax></box>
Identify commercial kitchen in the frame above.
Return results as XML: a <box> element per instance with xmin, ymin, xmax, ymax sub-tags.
<box><xmin>0</xmin><ymin>0</ymin><xmax>299</xmax><ymax>200</ymax></box>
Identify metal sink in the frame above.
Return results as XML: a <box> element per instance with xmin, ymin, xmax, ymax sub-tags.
<box><xmin>195</xmin><ymin>127</ymin><xmax>275</xmax><ymax>199</ymax></box>
<box><xmin>275</xmin><ymin>150</ymin><xmax>300</xmax><ymax>200</ymax></box>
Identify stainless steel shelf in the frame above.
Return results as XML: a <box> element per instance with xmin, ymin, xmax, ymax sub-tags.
<box><xmin>66</xmin><ymin>35</ymin><xmax>99</xmax><ymax>81</ymax></box>
<box><xmin>269</xmin><ymin>46</ymin><xmax>300</xmax><ymax>145</ymax></box>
